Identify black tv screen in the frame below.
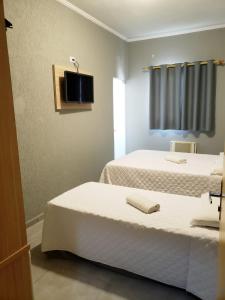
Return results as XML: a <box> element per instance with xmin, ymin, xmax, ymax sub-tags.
<box><xmin>64</xmin><ymin>71</ymin><xmax>94</xmax><ymax>103</ymax></box>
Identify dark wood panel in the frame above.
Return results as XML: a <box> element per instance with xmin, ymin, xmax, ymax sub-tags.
<box><xmin>0</xmin><ymin>252</ymin><xmax>33</xmax><ymax>300</ymax></box>
<box><xmin>0</xmin><ymin>0</ymin><xmax>33</xmax><ymax>298</ymax></box>
<box><xmin>0</xmin><ymin>0</ymin><xmax>26</xmax><ymax>260</ymax></box>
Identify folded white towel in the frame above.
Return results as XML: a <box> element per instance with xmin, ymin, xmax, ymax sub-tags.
<box><xmin>211</xmin><ymin>168</ymin><xmax>223</xmax><ymax>176</ymax></box>
<box><xmin>126</xmin><ymin>194</ymin><xmax>160</xmax><ymax>214</ymax></box>
<box><xmin>191</xmin><ymin>216</ymin><xmax>219</xmax><ymax>228</ymax></box>
<box><xmin>165</xmin><ymin>155</ymin><xmax>187</xmax><ymax>164</ymax></box>
<box><xmin>191</xmin><ymin>196</ymin><xmax>219</xmax><ymax>228</ymax></box>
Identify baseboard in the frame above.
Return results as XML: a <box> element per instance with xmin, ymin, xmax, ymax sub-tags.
<box><xmin>26</xmin><ymin>213</ymin><xmax>44</xmax><ymax>228</ymax></box>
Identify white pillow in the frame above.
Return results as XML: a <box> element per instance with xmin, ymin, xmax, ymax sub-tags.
<box><xmin>191</xmin><ymin>194</ymin><xmax>219</xmax><ymax>229</ymax></box>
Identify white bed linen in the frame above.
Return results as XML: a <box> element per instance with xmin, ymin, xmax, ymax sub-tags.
<box><xmin>42</xmin><ymin>182</ymin><xmax>219</xmax><ymax>300</ymax></box>
<box><xmin>100</xmin><ymin>150</ymin><xmax>222</xmax><ymax>197</ymax></box>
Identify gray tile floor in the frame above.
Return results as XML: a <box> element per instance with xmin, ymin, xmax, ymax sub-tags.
<box><xmin>29</xmin><ymin>221</ymin><xmax>198</xmax><ymax>300</ymax></box>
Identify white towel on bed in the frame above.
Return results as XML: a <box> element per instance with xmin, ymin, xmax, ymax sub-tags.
<box><xmin>190</xmin><ymin>194</ymin><xmax>220</xmax><ymax>228</ymax></box>
<box><xmin>165</xmin><ymin>155</ymin><xmax>187</xmax><ymax>164</ymax></box>
<box><xmin>126</xmin><ymin>194</ymin><xmax>160</xmax><ymax>214</ymax></box>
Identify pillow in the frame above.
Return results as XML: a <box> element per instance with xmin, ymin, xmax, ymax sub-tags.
<box><xmin>191</xmin><ymin>194</ymin><xmax>220</xmax><ymax>228</ymax></box>
<box><xmin>211</xmin><ymin>153</ymin><xmax>224</xmax><ymax>175</ymax></box>
<box><xmin>211</xmin><ymin>168</ymin><xmax>223</xmax><ymax>176</ymax></box>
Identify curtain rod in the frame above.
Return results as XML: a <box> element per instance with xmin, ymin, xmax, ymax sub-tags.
<box><xmin>143</xmin><ymin>59</ymin><xmax>225</xmax><ymax>72</ymax></box>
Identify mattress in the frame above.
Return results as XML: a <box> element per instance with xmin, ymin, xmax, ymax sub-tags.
<box><xmin>100</xmin><ymin>150</ymin><xmax>222</xmax><ymax>197</ymax></box>
<box><xmin>42</xmin><ymin>182</ymin><xmax>219</xmax><ymax>300</ymax></box>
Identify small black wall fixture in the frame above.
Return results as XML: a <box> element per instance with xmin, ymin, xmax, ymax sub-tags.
<box><xmin>5</xmin><ymin>18</ymin><xmax>13</xmax><ymax>30</ymax></box>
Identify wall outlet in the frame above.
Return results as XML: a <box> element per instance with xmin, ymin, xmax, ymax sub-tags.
<box><xmin>69</xmin><ymin>56</ymin><xmax>76</xmax><ymax>63</ymax></box>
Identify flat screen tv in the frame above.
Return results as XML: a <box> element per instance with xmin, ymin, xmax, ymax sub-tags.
<box><xmin>64</xmin><ymin>71</ymin><xmax>94</xmax><ymax>103</ymax></box>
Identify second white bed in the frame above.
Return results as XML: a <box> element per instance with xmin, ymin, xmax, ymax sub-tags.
<box><xmin>100</xmin><ymin>150</ymin><xmax>222</xmax><ymax>197</ymax></box>
<box><xmin>42</xmin><ymin>182</ymin><xmax>219</xmax><ymax>300</ymax></box>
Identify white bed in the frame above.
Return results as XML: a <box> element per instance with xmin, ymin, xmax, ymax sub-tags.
<box><xmin>100</xmin><ymin>150</ymin><xmax>222</xmax><ymax>197</ymax></box>
<box><xmin>42</xmin><ymin>182</ymin><xmax>219</xmax><ymax>300</ymax></box>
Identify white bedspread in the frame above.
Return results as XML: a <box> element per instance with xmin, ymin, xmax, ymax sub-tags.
<box><xmin>100</xmin><ymin>150</ymin><xmax>222</xmax><ymax>197</ymax></box>
<box><xmin>42</xmin><ymin>182</ymin><xmax>219</xmax><ymax>300</ymax></box>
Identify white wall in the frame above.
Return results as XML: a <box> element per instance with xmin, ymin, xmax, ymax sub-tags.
<box><xmin>5</xmin><ymin>0</ymin><xmax>128</xmax><ymax>221</ymax></box>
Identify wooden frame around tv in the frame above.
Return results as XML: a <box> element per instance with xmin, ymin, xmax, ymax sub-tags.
<box><xmin>52</xmin><ymin>64</ymin><xmax>93</xmax><ymax>111</ymax></box>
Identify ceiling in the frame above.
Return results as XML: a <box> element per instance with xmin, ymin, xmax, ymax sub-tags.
<box><xmin>63</xmin><ymin>0</ymin><xmax>225</xmax><ymax>41</ymax></box>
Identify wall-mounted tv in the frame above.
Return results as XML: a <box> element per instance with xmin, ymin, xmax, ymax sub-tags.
<box><xmin>64</xmin><ymin>71</ymin><xmax>94</xmax><ymax>103</ymax></box>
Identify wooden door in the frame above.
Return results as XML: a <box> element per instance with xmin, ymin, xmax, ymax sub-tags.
<box><xmin>219</xmin><ymin>149</ymin><xmax>225</xmax><ymax>299</ymax></box>
<box><xmin>0</xmin><ymin>1</ymin><xmax>33</xmax><ymax>299</ymax></box>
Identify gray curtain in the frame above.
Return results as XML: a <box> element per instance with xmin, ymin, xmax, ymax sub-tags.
<box><xmin>149</xmin><ymin>60</ymin><xmax>216</xmax><ymax>131</ymax></box>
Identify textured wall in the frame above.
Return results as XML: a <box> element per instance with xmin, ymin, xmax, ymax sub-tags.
<box><xmin>4</xmin><ymin>0</ymin><xmax>127</xmax><ymax>221</ymax></box>
<box><xmin>126</xmin><ymin>29</ymin><xmax>225</xmax><ymax>154</ymax></box>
